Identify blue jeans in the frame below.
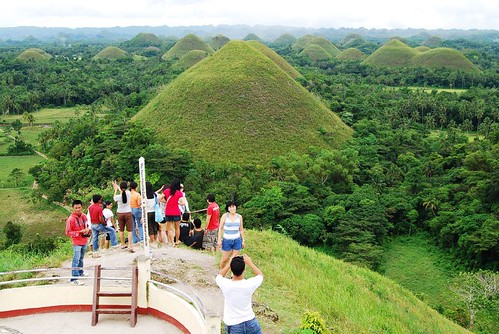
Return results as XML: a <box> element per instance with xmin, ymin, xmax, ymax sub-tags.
<box><xmin>131</xmin><ymin>208</ymin><xmax>143</xmax><ymax>243</ymax></box>
<box><xmin>71</xmin><ymin>244</ymin><xmax>87</xmax><ymax>281</ymax></box>
<box><xmin>225</xmin><ymin>318</ymin><xmax>261</xmax><ymax>334</ymax></box>
<box><xmin>91</xmin><ymin>223</ymin><xmax>118</xmax><ymax>251</ymax></box>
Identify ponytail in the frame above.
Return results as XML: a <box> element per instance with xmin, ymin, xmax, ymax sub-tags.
<box><xmin>119</xmin><ymin>181</ymin><xmax>128</xmax><ymax>204</ymax></box>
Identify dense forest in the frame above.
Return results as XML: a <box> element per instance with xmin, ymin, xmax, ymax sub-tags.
<box><xmin>1</xmin><ymin>35</ymin><xmax>497</xmax><ymax>274</ymax></box>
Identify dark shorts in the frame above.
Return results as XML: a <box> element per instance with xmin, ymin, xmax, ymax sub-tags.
<box><xmin>117</xmin><ymin>212</ymin><xmax>133</xmax><ymax>232</ymax></box>
<box><xmin>222</xmin><ymin>237</ymin><xmax>243</xmax><ymax>251</ymax></box>
<box><xmin>147</xmin><ymin>212</ymin><xmax>159</xmax><ymax>235</ymax></box>
<box><xmin>165</xmin><ymin>215</ymin><xmax>181</xmax><ymax>222</ymax></box>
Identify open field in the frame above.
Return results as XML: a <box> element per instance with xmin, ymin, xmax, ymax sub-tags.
<box><xmin>0</xmin><ymin>155</ymin><xmax>43</xmax><ymax>187</ymax></box>
<box><xmin>1</xmin><ymin>107</ymin><xmax>80</xmax><ymax>124</ymax></box>
<box><xmin>407</xmin><ymin>86</ymin><xmax>467</xmax><ymax>94</ymax></box>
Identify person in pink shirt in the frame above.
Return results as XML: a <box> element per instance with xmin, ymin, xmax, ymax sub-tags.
<box><xmin>161</xmin><ymin>178</ymin><xmax>185</xmax><ymax>246</ymax></box>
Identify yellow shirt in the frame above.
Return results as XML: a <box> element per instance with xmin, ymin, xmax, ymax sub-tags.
<box><xmin>130</xmin><ymin>190</ymin><xmax>141</xmax><ymax>209</ymax></box>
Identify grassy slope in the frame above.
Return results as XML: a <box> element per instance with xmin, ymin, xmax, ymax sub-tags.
<box><xmin>305</xmin><ymin>37</ymin><xmax>341</xmax><ymax>57</ymax></box>
<box><xmin>0</xmin><ymin>155</ymin><xmax>42</xmax><ymax>187</ymax></box>
<box><xmin>16</xmin><ymin>48</ymin><xmax>52</xmax><ymax>61</ymax></box>
<box><xmin>336</xmin><ymin>48</ymin><xmax>365</xmax><ymax>61</ymax></box>
<box><xmin>134</xmin><ymin>41</ymin><xmax>352</xmax><ymax>165</ymax></box>
<box><xmin>173</xmin><ymin>50</ymin><xmax>209</xmax><ymax>70</ymax></box>
<box><xmin>245</xmin><ymin>40</ymin><xmax>302</xmax><ymax>79</ymax></box>
<box><xmin>94</xmin><ymin>46</ymin><xmax>128</xmax><ymax>60</ymax></box>
<box><xmin>363</xmin><ymin>39</ymin><xmax>419</xmax><ymax>67</ymax></box>
<box><xmin>299</xmin><ymin>44</ymin><xmax>333</xmax><ymax>62</ymax></box>
<box><xmin>1</xmin><ymin>107</ymin><xmax>80</xmax><ymax>124</ymax></box>
<box><xmin>246</xmin><ymin>230</ymin><xmax>469</xmax><ymax>333</ymax></box>
<box><xmin>411</xmin><ymin>48</ymin><xmax>479</xmax><ymax>72</ymax></box>
<box><xmin>162</xmin><ymin>34</ymin><xmax>214</xmax><ymax>60</ymax></box>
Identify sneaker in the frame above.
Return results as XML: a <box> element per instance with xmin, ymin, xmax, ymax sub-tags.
<box><xmin>81</xmin><ymin>272</ymin><xmax>89</xmax><ymax>277</ymax></box>
<box><xmin>70</xmin><ymin>280</ymin><xmax>84</xmax><ymax>286</ymax></box>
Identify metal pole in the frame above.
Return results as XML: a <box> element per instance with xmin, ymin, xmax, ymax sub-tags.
<box><xmin>138</xmin><ymin>157</ymin><xmax>150</xmax><ymax>256</ymax></box>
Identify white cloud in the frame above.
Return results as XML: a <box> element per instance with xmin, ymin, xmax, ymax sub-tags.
<box><xmin>1</xmin><ymin>0</ymin><xmax>497</xmax><ymax>29</ymax></box>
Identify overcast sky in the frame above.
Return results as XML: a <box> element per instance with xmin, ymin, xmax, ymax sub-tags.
<box><xmin>2</xmin><ymin>0</ymin><xmax>498</xmax><ymax>30</ymax></box>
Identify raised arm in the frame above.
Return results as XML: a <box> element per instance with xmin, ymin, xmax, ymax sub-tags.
<box><xmin>243</xmin><ymin>254</ymin><xmax>263</xmax><ymax>277</ymax></box>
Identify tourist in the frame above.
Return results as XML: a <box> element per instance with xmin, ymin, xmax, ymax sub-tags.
<box><xmin>203</xmin><ymin>193</ymin><xmax>220</xmax><ymax>252</ymax></box>
<box><xmin>100</xmin><ymin>200</ymin><xmax>117</xmax><ymax>249</ymax></box>
<box><xmin>89</xmin><ymin>194</ymin><xmax>118</xmax><ymax>253</ymax></box>
<box><xmin>218</xmin><ymin>200</ymin><xmax>245</xmax><ymax>268</ymax></box>
<box><xmin>161</xmin><ymin>178</ymin><xmax>186</xmax><ymax>246</ymax></box>
<box><xmin>179</xmin><ymin>212</ymin><xmax>193</xmax><ymax>244</ymax></box>
<box><xmin>145</xmin><ymin>181</ymin><xmax>159</xmax><ymax>245</ymax></box>
<box><xmin>65</xmin><ymin>199</ymin><xmax>91</xmax><ymax>286</ymax></box>
<box><xmin>130</xmin><ymin>181</ymin><xmax>143</xmax><ymax>244</ymax></box>
<box><xmin>113</xmin><ymin>180</ymin><xmax>134</xmax><ymax>252</ymax></box>
<box><xmin>216</xmin><ymin>254</ymin><xmax>264</xmax><ymax>333</ymax></box>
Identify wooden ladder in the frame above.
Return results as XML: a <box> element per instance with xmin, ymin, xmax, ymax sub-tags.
<box><xmin>91</xmin><ymin>264</ymin><xmax>138</xmax><ymax>327</ymax></box>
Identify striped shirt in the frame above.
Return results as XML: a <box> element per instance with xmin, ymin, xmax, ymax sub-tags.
<box><xmin>223</xmin><ymin>213</ymin><xmax>241</xmax><ymax>240</ymax></box>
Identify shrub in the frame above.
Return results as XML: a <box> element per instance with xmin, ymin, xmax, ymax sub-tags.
<box><xmin>3</xmin><ymin>221</ymin><xmax>22</xmax><ymax>247</ymax></box>
<box><xmin>300</xmin><ymin>311</ymin><xmax>329</xmax><ymax>333</ymax></box>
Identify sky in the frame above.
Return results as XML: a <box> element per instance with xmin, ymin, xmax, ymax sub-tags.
<box><xmin>1</xmin><ymin>0</ymin><xmax>498</xmax><ymax>30</ymax></box>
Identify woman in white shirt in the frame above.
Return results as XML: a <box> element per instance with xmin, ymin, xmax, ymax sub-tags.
<box><xmin>112</xmin><ymin>180</ymin><xmax>134</xmax><ymax>252</ymax></box>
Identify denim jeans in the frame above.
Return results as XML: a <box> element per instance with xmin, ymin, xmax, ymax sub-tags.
<box><xmin>91</xmin><ymin>223</ymin><xmax>118</xmax><ymax>251</ymax></box>
<box><xmin>225</xmin><ymin>318</ymin><xmax>261</xmax><ymax>334</ymax></box>
<box><xmin>71</xmin><ymin>244</ymin><xmax>87</xmax><ymax>281</ymax></box>
<box><xmin>131</xmin><ymin>208</ymin><xmax>143</xmax><ymax>243</ymax></box>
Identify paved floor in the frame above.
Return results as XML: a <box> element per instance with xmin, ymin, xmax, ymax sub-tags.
<box><xmin>0</xmin><ymin>312</ymin><xmax>182</xmax><ymax>334</ymax></box>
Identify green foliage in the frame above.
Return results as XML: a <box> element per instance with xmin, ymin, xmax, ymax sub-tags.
<box><xmin>7</xmin><ymin>137</ymin><xmax>34</xmax><ymax>155</ymax></box>
<box><xmin>300</xmin><ymin>311</ymin><xmax>329</xmax><ymax>333</ymax></box>
<box><xmin>3</xmin><ymin>221</ymin><xmax>22</xmax><ymax>248</ymax></box>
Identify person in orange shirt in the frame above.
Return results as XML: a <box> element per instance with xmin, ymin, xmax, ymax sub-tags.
<box><xmin>130</xmin><ymin>181</ymin><xmax>143</xmax><ymax>244</ymax></box>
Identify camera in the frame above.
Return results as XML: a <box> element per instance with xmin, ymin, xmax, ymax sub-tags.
<box><xmin>82</xmin><ymin>232</ymin><xmax>91</xmax><ymax>237</ymax></box>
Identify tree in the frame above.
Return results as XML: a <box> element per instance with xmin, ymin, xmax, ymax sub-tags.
<box><xmin>22</xmin><ymin>111</ymin><xmax>36</xmax><ymax>127</ymax></box>
<box><xmin>11</xmin><ymin>119</ymin><xmax>22</xmax><ymax>134</ymax></box>
<box><xmin>9</xmin><ymin>168</ymin><xmax>26</xmax><ymax>187</ymax></box>
<box><xmin>452</xmin><ymin>271</ymin><xmax>499</xmax><ymax>331</ymax></box>
<box><xmin>3</xmin><ymin>221</ymin><xmax>22</xmax><ymax>247</ymax></box>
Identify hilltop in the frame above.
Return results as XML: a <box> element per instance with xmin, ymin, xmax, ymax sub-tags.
<box><xmin>16</xmin><ymin>48</ymin><xmax>52</xmax><ymax>61</ymax></box>
<box><xmin>133</xmin><ymin>40</ymin><xmax>352</xmax><ymax>165</ymax></box>
<box><xmin>245</xmin><ymin>40</ymin><xmax>302</xmax><ymax>79</ymax></box>
<box><xmin>93</xmin><ymin>46</ymin><xmax>128</xmax><ymax>60</ymax></box>
<box><xmin>162</xmin><ymin>34</ymin><xmax>214</xmax><ymax>60</ymax></box>
<box><xmin>304</xmin><ymin>36</ymin><xmax>341</xmax><ymax>57</ymax></box>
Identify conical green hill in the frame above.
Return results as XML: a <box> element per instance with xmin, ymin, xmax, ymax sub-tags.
<box><xmin>162</xmin><ymin>34</ymin><xmax>214</xmax><ymax>60</ymax></box>
<box><xmin>209</xmin><ymin>34</ymin><xmax>230</xmax><ymax>50</ymax></box>
<box><xmin>245</xmin><ymin>40</ymin><xmax>301</xmax><ymax>79</ymax></box>
<box><xmin>274</xmin><ymin>33</ymin><xmax>297</xmax><ymax>45</ymax></box>
<box><xmin>16</xmin><ymin>48</ymin><xmax>52</xmax><ymax>61</ymax></box>
<box><xmin>133</xmin><ymin>41</ymin><xmax>352</xmax><ymax>164</ymax></box>
<box><xmin>93</xmin><ymin>46</ymin><xmax>128</xmax><ymax>60</ymax></box>
<box><xmin>305</xmin><ymin>37</ymin><xmax>341</xmax><ymax>57</ymax></box>
<box><xmin>243</xmin><ymin>33</ymin><xmax>263</xmax><ymax>42</ymax></box>
<box><xmin>172</xmin><ymin>50</ymin><xmax>209</xmax><ymax>70</ymax></box>
<box><xmin>411</xmin><ymin>48</ymin><xmax>480</xmax><ymax>72</ymax></box>
<box><xmin>128</xmin><ymin>32</ymin><xmax>162</xmax><ymax>47</ymax></box>
<box><xmin>336</xmin><ymin>48</ymin><xmax>365</xmax><ymax>60</ymax></box>
<box><xmin>363</xmin><ymin>39</ymin><xmax>419</xmax><ymax>67</ymax></box>
<box><xmin>414</xmin><ymin>46</ymin><xmax>431</xmax><ymax>52</ymax></box>
<box><xmin>299</xmin><ymin>44</ymin><xmax>333</xmax><ymax>62</ymax></box>
<box><xmin>293</xmin><ymin>34</ymin><xmax>316</xmax><ymax>51</ymax></box>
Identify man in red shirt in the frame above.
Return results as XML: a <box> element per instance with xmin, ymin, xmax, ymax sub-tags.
<box><xmin>203</xmin><ymin>193</ymin><xmax>220</xmax><ymax>251</ymax></box>
<box><xmin>65</xmin><ymin>199</ymin><xmax>91</xmax><ymax>285</ymax></box>
<box><xmin>88</xmin><ymin>194</ymin><xmax>118</xmax><ymax>252</ymax></box>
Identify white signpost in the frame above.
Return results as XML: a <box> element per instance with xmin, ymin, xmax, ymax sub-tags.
<box><xmin>138</xmin><ymin>157</ymin><xmax>150</xmax><ymax>256</ymax></box>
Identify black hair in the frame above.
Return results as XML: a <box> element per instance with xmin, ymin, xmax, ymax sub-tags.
<box><xmin>230</xmin><ymin>256</ymin><xmax>245</xmax><ymax>276</ymax></box>
<box><xmin>130</xmin><ymin>181</ymin><xmax>138</xmax><ymax>190</ymax></box>
<box><xmin>206</xmin><ymin>193</ymin><xmax>215</xmax><ymax>203</ymax></box>
<box><xmin>92</xmin><ymin>194</ymin><xmax>102</xmax><ymax>204</ymax></box>
<box><xmin>169</xmin><ymin>178</ymin><xmax>181</xmax><ymax>196</ymax></box>
<box><xmin>193</xmin><ymin>218</ymin><xmax>202</xmax><ymax>228</ymax></box>
<box><xmin>120</xmin><ymin>181</ymin><xmax>128</xmax><ymax>203</ymax></box>
<box><xmin>182</xmin><ymin>212</ymin><xmax>190</xmax><ymax>221</ymax></box>
<box><xmin>225</xmin><ymin>200</ymin><xmax>237</xmax><ymax>212</ymax></box>
<box><xmin>72</xmin><ymin>199</ymin><xmax>83</xmax><ymax>207</ymax></box>
<box><xmin>146</xmin><ymin>182</ymin><xmax>154</xmax><ymax>199</ymax></box>
<box><xmin>103</xmin><ymin>200</ymin><xmax>112</xmax><ymax>207</ymax></box>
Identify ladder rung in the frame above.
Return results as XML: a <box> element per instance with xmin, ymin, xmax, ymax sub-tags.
<box><xmin>97</xmin><ymin>292</ymin><xmax>132</xmax><ymax>297</ymax></box>
<box><xmin>96</xmin><ymin>308</ymin><xmax>132</xmax><ymax>314</ymax></box>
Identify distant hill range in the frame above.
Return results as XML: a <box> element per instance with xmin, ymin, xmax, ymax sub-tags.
<box><xmin>0</xmin><ymin>25</ymin><xmax>497</xmax><ymax>43</ymax></box>
<box><xmin>133</xmin><ymin>40</ymin><xmax>352</xmax><ymax>164</ymax></box>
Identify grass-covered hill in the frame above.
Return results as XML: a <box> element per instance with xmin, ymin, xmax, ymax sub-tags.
<box><xmin>305</xmin><ymin>37</ymin><xmax>341</xmax><ymax>57</ymax></box>
<box><xmin>299</xmin><ymin>44</ymin><xmax>333</xmax><ymax>62</ymax></box>
<box><xmin>161</xmin><ymin>34</ymin><xmax>214</xmax><ymax>60</ymax></box>
<box><xmin>142</xmin><ymin>46</ymin><xmax>162</xmax><ymax>57</ymax></box>
<box><xmin>363</xmin><ymin>39</ymin><xmax>419</xmax><ymax>67</ymax></box>
<box><xmin>246</xmin><ymin>230</ymin><xmax>470</xmax><ymax>333</ymax></box>
<box><xmin>364</xmin><ymin>39</ymin><xmax>479</xmax><ymax>72</ymax></box>
<box><xmin>336</xmin><ymin>48</ymin><xmax>365</xmax><ymax>61</ymax></box>
<box><xmin>92</xmin><ymin>46</ymin><xmax>128</xmax><ymax>60</ymax></box>
<box><xmin>209</xmin><ymin>34</ymin><xmax>230</xmax><ymax>50</ymax></box>
<box><xmin>172</xmin><ymin>50</ymin><xmax>209</xmax><ymax>70</ymax></box>
<box><xmin>245</xmin><ymin>40</ymin><xmax>302</xmax><ymax>79</ymax></box>
<box><xmin>273</xmin><ymin>33</ymin><xmax>297</xmax><ymax>45</ymax></box>
<box><xmin>133</xmin><ymin>40</ymin><xmax>352</xmax><ymax>165</ymax></box>
<box><xmin>293</xmin><ymin>34</ymin><xmax>317</xmax><ymax>51</ymax></box>
<box><xmin>126</xmin><ymin>32</ymin><xmax>162</xmax><ymax>47</ymax></box>
<box><xmin>243</xmin><ymin>33</ymin><xmax>263</xmax><ymax>42</ymax></box>
<box><xmin>16</xmin><ymin>48</ymin><xmax>52</xmax><ymax>61</ymax></box>
<box><xmin>414</xmin><ymin>45</ymin><xmax>431</xmax><ymax>52</ymax></box>
<box><xmin>411</xmin><ymin>47</ymin><xmax>479</xmax><ymax>72</ymax></box>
